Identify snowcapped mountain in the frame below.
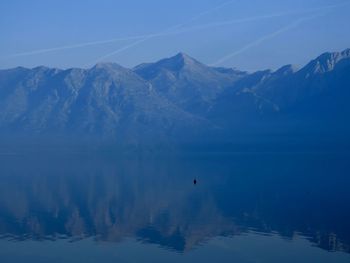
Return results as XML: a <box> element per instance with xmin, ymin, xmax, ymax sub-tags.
<box><xmin>0</xmin><ymin>49</ymin><xmax>349</xmax><ymax>144</ymax></box>
<box><xmin>0</xmin><ymin>61</ymin><xmax>210</xmax><ymax>143</ymax></box>
<box><xmin>134</xmin><ymin>52</ymin><xmax>245</xmax><ymax>114</ymax></box>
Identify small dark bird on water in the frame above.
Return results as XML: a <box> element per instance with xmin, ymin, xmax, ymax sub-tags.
<box><xmin>193</xmin><ymin>179</ymin><xmax>197</xmax><ymax>185</ymax></box>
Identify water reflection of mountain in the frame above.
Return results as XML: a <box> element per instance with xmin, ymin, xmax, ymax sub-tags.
<box><xmin>0</xmin><ymin>152</ymin><xmax>349</xmax><ymax>253</ymax></box>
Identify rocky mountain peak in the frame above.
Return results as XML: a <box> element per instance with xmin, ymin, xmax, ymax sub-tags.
<box><xmin>302</xmin><ymin>49</ymin><xmax>350</xmax><ymax>74</ymax></box>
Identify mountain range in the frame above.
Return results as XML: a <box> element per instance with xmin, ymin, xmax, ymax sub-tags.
<box><xmin>0</xmin><ymin>49</ymin><xmax>349</xmax><ymax>145</ymax></box>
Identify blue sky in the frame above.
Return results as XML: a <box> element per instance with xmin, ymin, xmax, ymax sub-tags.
<box><xmin>0</xmin><ymin>0</ymin><xmax>349</xmax><ymax>71</ymax></box>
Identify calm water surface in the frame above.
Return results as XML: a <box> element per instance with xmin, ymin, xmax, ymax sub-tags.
<box><xmin>0</xmin><ymin>150</ymin><xmax>349</xmax><ymax>262</ymax></box>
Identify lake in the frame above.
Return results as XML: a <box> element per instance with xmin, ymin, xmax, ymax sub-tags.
<box><xmin>0</xmin><ymin>150</ymin><xmax>349</xmax><ymax>262</ymax></box>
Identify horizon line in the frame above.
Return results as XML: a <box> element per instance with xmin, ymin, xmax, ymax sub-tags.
<box><xmin>1</xmin><ymin>47</ymin><xmax>349</xmax><ymax>73</ymax></box>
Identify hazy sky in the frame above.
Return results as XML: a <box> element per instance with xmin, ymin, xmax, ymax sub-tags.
<box><xmin>0</xmin><ymin>0</ymin><xmax>349</xmax><ymax>71</ymax></box>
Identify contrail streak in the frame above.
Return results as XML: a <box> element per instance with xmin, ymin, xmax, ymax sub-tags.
<box><xmin>210</xmin><ymin>13</ymin><xmax>325</xmax><ymax>66</ymax></box>
<box><xmin>5</xmin><ymin>36</ymin><xmax>145</xmax><ymax>58</ymax></box>
<box><xmin>88</xmin><ymin>0</ymin><xmax>237</xmax><ymax>66</ymax></box>
<box><xmin>3</xmin><ymin>1</ymin><xmax>349</xmax><ymax>60</ymax></box>
<box><xmin>88</xmin><ymin>1</ymin><xmax>350</xmax><ymax>66</ymax></box>
<box><xmin>2</xmin><ymin>0</ymin><xmax>235</xmax><ymax>60</ymax></box>
<box><xmin>4</xmin><ymin>11</ymin><xmax>290</xmax><ymax>60</ymax></box>
<box><xmin>129</xmin><ymin>0</ymin><xmax>350</xmax><ymax>38</ymax></box>
<box><xmin>169</xmin><ymin>1</ymin><xmax>349</xmax><ymax>33</ymax></box>
<box><xmin>162</xmin><ymin>11</ymin><xmax>308</xmax><ymax>35</ymax></box>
